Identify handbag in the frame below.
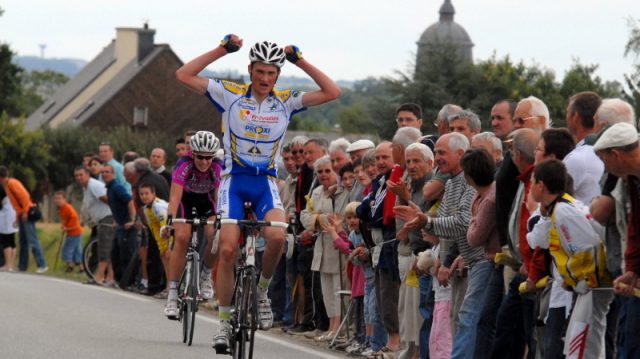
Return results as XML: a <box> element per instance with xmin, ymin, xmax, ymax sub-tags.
<box><xmin>28</xmin><ymin>206</ymin><xmax>42</xmax><ymax>222</ymax></box>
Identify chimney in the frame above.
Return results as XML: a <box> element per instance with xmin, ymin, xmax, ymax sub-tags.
<box><xmin>115</xmin><ymin>26</ymin><xmax>156</xmax><ymax>64</ymax></box>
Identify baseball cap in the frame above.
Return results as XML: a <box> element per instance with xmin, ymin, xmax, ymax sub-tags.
<box><xmin>592</xmin><ymin>123</ymin><xmax>639</xmax><ymax>151</ymax></box>
<box><xmin>346</xmin><ymin>139</ymin><xmax>375</xmax><ymax>153</ymax></box>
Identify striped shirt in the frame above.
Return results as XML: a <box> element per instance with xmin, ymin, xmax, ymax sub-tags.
<box><xmin>428</xmin><ymin>171</ymin><xmax>484</xmax><ymax>267</ymax></box>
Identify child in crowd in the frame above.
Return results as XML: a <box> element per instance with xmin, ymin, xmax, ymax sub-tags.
<box><xmin>139</xmin><ymin>183</ymin><xmax>173</xmax><ymax>298</ymax></box>
<box><xmin>322</xmin><ymin>202</ymin><xmax>366</xmax><ymax>352</ymax></box>
<box><xmin>428</xmin><ymin>236</ymin><xmax>452</xmax><ymax>359</ymax></box>
<box><xmin>339</xmin><ymin>163</ymin><xmax>356</xmax><ymax>192</ymax></box>
<box><xmin>0</xmin><ymin>186</ymin><xmax>18</xmax><ymax>272</ymax></box>
<box><xmin>54</xmin><ymin>191</ymin><xmax>84</xmax><ymax>273</ymax></box>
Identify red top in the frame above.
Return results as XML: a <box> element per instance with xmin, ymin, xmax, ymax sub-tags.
<box><xmin>517</xmin><ymin>165</ymin><xmax>548</xmax><ymax>282</ymax></box>
<box><xmin>58</xmin><ymin>203</ymin><xmax>83</xmax><ymax>236</ymax></box>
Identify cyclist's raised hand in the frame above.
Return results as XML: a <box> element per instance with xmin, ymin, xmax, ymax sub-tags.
<box><xmin>284</xmin><ymin>45</ymin><xmax>303</xmax><ymax>64</ymax></box>
<box><xmin>220</xmin><ymin>34</ymin><xmax>243</xmax><ymax>53</ymax></box>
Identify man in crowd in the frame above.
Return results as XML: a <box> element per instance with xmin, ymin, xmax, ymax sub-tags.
<box><xmin>490</xmin><ymin>99</ymin><xmax>516</xmax><ymax>140</ymax></box>
<box><xmin>328</xmin><ymin>138</ymin><xmax>351</xmax><ymax>174</ymax></box>
<box><xmin>448</xmin><ymin>109</ymin><xmax>481</xmax><ymax>141</ymax></box>
<box><xmin>0</xmin><ymin>166</ymin><xmax>48</xmax><ymax>273</ymax></box>
<box><xmin>564</xmin><ymin>91</ymin><xmax>603</xmax><ymax>204</ymax></box>
<box><xmin>74</xmin><ymin>166</ymin><xmax>114</xmax><ymax>285</ymax></box>
<box><xmin>395</xmin><ymin>103</ymin><xmax>424</xmax><ymax>130</ymax></box>
<box><xmin>150</xmin><ymin>148</ymin><xmax>171</xmax><ymax>185</ymax></box>
<box><xmin>99</xmin><ymin>143</ymin><xmax>130</xmax><ymax>194</ymax></box>
<box><xmin>357</xmin><ymin>141</ymin><xmax>402</xmax><ymax>354</ymax></box>
<box><xmin>593</xmin><ymin>123</ymin><xmax>640</xmax><ymax>358</ymax></box>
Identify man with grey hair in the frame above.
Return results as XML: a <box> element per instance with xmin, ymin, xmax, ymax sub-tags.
<box><xmin>449</xmin><ymin>109</ymin><xmax>481</xmax><ymax>141</ymax></box>
<box><xmin>396</xmin><ymin>132</ymin><xmax>486</xmax><ymax>357</ymax></box>
<box><xmin>594</xmin><ymin>98</ymin><xmax>637</xmax><ymax>132</ymax></box>
<box><xmin>436</xmin><ymin>104</ymin><xmax>463</xmax><ymax>136</ymax></box>
<box><xmin>513</xmin><ymin>96</ymin><xmax>551</xmax><ymax>131</ymax></box>
<box><xmin>472</xmin><ymin>132</ymin><xmax>503</xmax><ymax>168</ymax></box>
<box><xmin>328</xmin><ymin>137</ymin><xmax>351</xmax><ymax>173</ymax></box>
<box><xmin>388</xmin><ymin>142</ymin><xmax>434</xmax><ymax>358</ymax></box>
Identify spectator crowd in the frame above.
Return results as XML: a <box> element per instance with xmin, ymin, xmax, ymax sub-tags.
<box><xmin>2</xmin><ymin>93</ymin><xmax>640</xmax><ymax>359</ymax></box>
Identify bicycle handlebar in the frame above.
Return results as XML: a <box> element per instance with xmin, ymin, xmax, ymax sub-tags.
<box><xmin>172</xmin><ymin>218</ymin><xmax>217</xmax><ymax>226</ymax></box>
<box><xmin>220</xmin><ymin>218</ymin><xmax>289</xmax><ymax>229</ymax></box>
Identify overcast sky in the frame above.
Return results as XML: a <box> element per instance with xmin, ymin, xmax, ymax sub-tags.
<box><xmin>2</xmin><ymin>0</ymin><xmax>639</xmax><ymax>84</ymax></box>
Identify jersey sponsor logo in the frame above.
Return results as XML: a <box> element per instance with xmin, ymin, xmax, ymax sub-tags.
<box><xmin>219</xmin><ymin>80</ymin><xmax>245</xmax><ymax>95</ymax></box>
<box><xmin>239</xmin><ymin>97</ymin><xmax>257</xmax><ymax>111</ymax></box>
<box><xmin>247</xmin><ymin>146</ymin><xmax>262</xmax><ymax>155</ymax></box>
<box><xmin>244</xmin><ymin>124</ymin><xmax>271</xmax><ymax>139</ymax></box>
<box><xmin>242</xmin><ymin>111</ymin><xmax>280</xmax><ymax>123</ymax></box>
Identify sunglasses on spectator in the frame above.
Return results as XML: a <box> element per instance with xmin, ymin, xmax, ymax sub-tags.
<box><xmin>512</xmin><ymin>116</ymin><xmax>536</xmax><ymax>125</ymax></box>
<box><xmin>316</xmin><ymin>169</ymin><xmax>332</xmax><ymax>174</ymax></box>
<box><xmin>291</xmin><ymin>149</ymin><xmax>304</xmax><ymax>155</ymax></box>
<box><xmin>195</xmin><ymin>154</ymin><xmax>214</xmax><ymax>161</ymax></box>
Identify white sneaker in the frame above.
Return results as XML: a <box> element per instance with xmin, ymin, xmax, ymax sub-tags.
<box><xmin>36</xmin><ymin>266</ymin><xmax>49</xmax><ymax>274</ymax></box>
<box><xmin>257</xmin><ymin>297</ymin><xmax>273</xmax><ymax>330</ymax></box>
<box><xmin>213</xmin><ymin>321</ymin><xmax>232</xmax><ymax>353</ymax></box>
<box><xmin>200</xmin><ymin>273</ymin><xmax>214</xmax><ymax>300</ymax></box>
<box><xmin>164</xmin><ymin>299</ymin><xmax>179</xmax><ymax>319</ymax></box>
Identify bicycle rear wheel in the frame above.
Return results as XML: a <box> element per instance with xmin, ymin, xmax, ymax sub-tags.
<box><xmin>82</xmin><ymin>238</ymin><xmax>98</xmax><ymax>280</ymax></box>
<box><xmin>179</xmin><ymin>263</ymin><xmax>189</xmax><ymax>344</ymax></box>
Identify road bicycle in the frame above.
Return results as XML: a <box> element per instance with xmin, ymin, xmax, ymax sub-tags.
<box><xmin>215</xmin><ymin>203</ymin><xmax>287</xmax><ymax>358</ymax></box>
<box><xmin>82</xmin><ymin>237</ymin><xmax>98</xmax><ymax>280</ymax></box>
<box><xmin>171</xmin><ymin>213</ymin><xmax>216</xmax><ymax>346</ymax></box>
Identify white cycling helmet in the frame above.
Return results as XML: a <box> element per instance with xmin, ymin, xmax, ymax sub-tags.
<box><xmin>190</xmin><ymin>131</ymin><xmax>220</xmax><ymax>154</ymax></box>
<box><xmin>249</xmin><ymin>41</ymin><xmax>286</xmax><ymax>68</ymax></box>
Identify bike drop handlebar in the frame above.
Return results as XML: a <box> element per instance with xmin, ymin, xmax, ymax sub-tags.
<box><xmin>219</xmin><ymin>218</ymin><xmax>288</xmax><ymax>229</ymax></box>
<box><xmin>171</xmin><ymin>218</ymin><xmax>217</xmax><ymax>226</ymax></box>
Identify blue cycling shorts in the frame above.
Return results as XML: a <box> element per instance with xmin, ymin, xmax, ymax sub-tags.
<box><xmin>217</xmin><ymin>174</ymin><xmax>283</xmax><ymax>220</ymax></box>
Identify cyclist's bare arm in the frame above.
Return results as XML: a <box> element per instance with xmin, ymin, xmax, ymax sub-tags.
<box><xmin>175</xmin><ymin>35</ymin><xmax>243</xmax><ymax>94</ymax></box>
<box><xmin>284</xmin><ymin>46</ymin><xmax>341</xmax><ymax>107</ymax></box>
<box><xmin>167</xmin><ymin>182</ymin><xmax>184</xmax><ymax>219</ymax></box>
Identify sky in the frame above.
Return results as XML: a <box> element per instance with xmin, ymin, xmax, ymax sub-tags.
<box><xmin>2</xmin><ymin>0</ymin><xmax>640</xmax><ymax>84</ymax></box>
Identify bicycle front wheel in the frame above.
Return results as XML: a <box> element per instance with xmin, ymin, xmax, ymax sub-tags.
<box><xmin>237</xmin><ymin>267</ymin><xmax>257</xmax><ymax>359</ymax></box>
<box><xmin>186</xmin><ymin>257</ymin><xmax>199</xmax><ymax>346</ymax></box>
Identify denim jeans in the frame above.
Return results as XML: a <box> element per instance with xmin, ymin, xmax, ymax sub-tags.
<box><xmin>18</xmin><ymin>218</ymin><xmax>46</xmax><ymax>270</ymax></box>
<box><xmin>543</xmin><ymin>307</ymin><xmax>567</xmax><ymax>359</ymax></box>
<box><xmin>473</xmin><ymin>264</ymin><xmax>504</xmax><ymax>359</ymax></box>
<box><xmin>61</xmin><ymin>234</ymin><xmax>83</xmax><ymax>263</ymax></box>
<box><xmin>365</xmin><ymin>276</ymin><xmax>388</xmax><ymax>351</ymax></box>
<box><xmin>419</xmin><ymin>275</ymin><xmax>433</xmax><ymax>359</ymax></box>
<box><xmin>450</xmin><ymin>260</ymin><xmax>492</xmax><ymax>359</ymax></box>
<box><xmin>269</xmin><ymin>254</ymin><xmax>289</xmax><ymax>323</ymax></box>
<box><xmin>618</xmin><ymin>296</ymin><xmax>640</xmax><ymax>359</ymax></box>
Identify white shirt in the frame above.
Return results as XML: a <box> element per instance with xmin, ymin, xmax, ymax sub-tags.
<box><xmin>0</xmin><ymin>196</ymin><xmax>17</xmax><ymax>235</ymax></box>
<box><xmin>563</xmin><ymin>140</ymin><xmax>604</xmax><ymax>205</ymax></box>
<box><xmin>82</xmin><ymin>178</ymin><xmax>111</xmax><ymax>223</ymax></box>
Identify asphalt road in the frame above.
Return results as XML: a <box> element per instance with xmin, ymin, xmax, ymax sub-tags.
<box><xmin>0</xmin><ymin>272</ymin><xmax>344</xmax><ymax>359</ymax></box>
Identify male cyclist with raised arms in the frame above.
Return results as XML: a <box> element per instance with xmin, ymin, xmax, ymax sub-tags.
<box><xmin>162</xmin><ymin>131</ymin><xmax>222</xmax><ymax>318</ymax></box>
<box><xmin>175</xmin><ymin>34</ymin><xmax>340</xmax><ymax>351</ymax></box>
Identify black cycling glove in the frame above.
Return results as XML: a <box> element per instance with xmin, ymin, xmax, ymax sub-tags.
<box><xmin>220</xmin><ymin>34</ymin><xmax>240</xmax><ymax>53</ymax></box>
<box><xmin>286</xmin><ymin>45</ymin><xmax>303</xmax><ymax>64</ymax></box>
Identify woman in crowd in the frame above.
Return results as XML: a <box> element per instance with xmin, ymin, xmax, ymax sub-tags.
<box><xmin>301</xmin><ymin>155</ymin><xmax>350</xmax><ymax>341</ymax></box>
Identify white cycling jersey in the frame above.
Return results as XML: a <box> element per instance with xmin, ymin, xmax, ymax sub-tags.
<box><xmin>206</xmin><ymin>78</ymin><xmax>306</xmax><ymax>177</ymax></box>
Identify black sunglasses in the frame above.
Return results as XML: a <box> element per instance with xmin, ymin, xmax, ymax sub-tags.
<box><xmin>195</xmin><ymin>154</ymin><xmax>214</xmax><ymax>161</ymax></box>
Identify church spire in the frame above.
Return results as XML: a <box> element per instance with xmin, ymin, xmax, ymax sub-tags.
<box><xmin>439</xmin><ymin>0</ymin><xmax>455</xmax><ymax>22</ymax></box>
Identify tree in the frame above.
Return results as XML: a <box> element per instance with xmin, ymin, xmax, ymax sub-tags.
<box><xmin>0</xmin><ymin>114</ymin><xmax>51</xmax><ymax>196</ymax></box>
<box><xmin>623</xmin><ymin>17</ymin><xmax>640</xmax><ymax>118</ymax></box>
<box><xmin>0</xmin><ymin>44</ymin><xmax>23</xmax><ymax>117</ymax></box>
<box><xmin>19</xmin><ymin>70</ymin><xmax>69</xmax><ymax>115</ymax></box>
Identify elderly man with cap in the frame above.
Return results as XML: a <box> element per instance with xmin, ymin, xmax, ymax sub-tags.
<box><xmin>347</xmin><ymin>139</ymin><xmax>375</xmax><ymax>164</ymax></box>
<box><xmin>593</xmin><ymin>123</ymin><xmax>640</xmax><ymax>358</ymax></box>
